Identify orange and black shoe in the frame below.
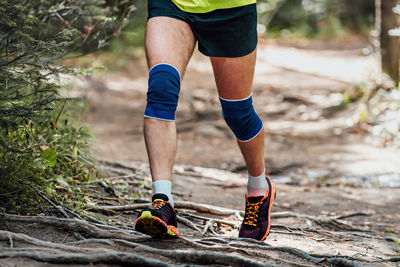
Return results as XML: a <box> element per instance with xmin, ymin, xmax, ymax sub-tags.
<box><xmin>239</xmin><ymin>177</ymin><xmax>276</xmax><ymax>241</ymax></box>
<box><xmin>135</xmin><ymin>193</ymin><xmax>179</xmax><ymax>239</ymax></box>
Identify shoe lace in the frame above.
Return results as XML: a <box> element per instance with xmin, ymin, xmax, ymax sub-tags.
<box><xmin>244</xmin><ymin>201</ymin><xmax>261</xmax><ymax>227</ymax></box>
<box><xmin>152</xmin><ymin>199</ymin><xmax>166</xmax><ymax>209</ymax></box>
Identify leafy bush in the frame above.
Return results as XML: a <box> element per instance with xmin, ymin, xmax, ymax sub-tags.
<box><xmin>0</xmin><ymin>0</ymin><xmax>135</xmax><ymax>213</ymax></box>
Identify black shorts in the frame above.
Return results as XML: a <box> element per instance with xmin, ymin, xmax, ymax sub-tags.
<box><xmin>147</xmin><ymin>0</ymin><xmax>258</xmax><ymax>58</ymax></box>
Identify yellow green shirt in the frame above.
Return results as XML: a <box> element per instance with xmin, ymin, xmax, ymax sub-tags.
<box><xmin>171</xmin><ymin>0</ymin><xmax>256</xmax><ymax>13</ymax></box>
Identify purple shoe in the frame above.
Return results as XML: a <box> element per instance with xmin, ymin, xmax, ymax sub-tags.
<box><xmin>239</xmin><ymin>177</ymin><xmax>276</xmax><ymax>241</ymax></box>
<box><xmin>135</xmin><ymin>193</ymin><xmax>179</xmax><ymax>238</ymax></box>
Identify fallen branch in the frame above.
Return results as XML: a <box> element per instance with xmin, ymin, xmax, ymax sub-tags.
<box><xmin>28</xmin><ymin>186</ymin><xmax>85</xmax><ymax>240</ymax></box>
<box><xmin>29</xmin><ymin>186</ymin><xmax>69</xmax><ymax>218</ymax></box>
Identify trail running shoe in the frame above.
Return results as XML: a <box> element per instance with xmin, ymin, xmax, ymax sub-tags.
<box><xmin>239</xmin><ymin>177</ymin><xmax>276</xmax><ymax>241</ymax></box>
<box><xmin>135</xmin><ymin>193</ymin><xmax>179</xmax><ymax>238</ymax></box>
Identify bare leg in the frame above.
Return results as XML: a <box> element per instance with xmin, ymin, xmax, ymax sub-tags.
<box><xmin>210</xmin><ymin>49</ymin><xmax>265</xmax><ymax>177</ymax></box>
<box><xmin>144</xmin><ymin>17</ymin><xmax>196</xmax><ymax>181</ymax></box>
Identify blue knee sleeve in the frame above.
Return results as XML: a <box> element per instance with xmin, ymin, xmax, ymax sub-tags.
<box><xmin>144</xmin><ymin>64</ymin><xmax>181</xmax><ymax>121</ymax></box>
<box><xmin>219</xmin><ymin>95</ymin><xmax>263</xmax><ymax>142</ymax></box>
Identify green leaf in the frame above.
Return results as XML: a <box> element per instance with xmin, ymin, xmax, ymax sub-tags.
<box><xmin>55</xmin><ymin>175</ymin><xmax>69</xmax><ymax>188</ymax></box>
<box><xmin>42</xmin><ymin>148</ymin><xmax>57</xmax><ymax>167</ymax></box>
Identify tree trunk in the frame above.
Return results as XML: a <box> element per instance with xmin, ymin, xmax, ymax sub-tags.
<box><xmin>380</xmin><ymin>0</ymin><xmax>400</xmax><ymax>83</ymax></box>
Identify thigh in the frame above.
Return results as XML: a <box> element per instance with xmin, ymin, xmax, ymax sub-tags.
<box><xmin>146</xmin><ymin>17</ymin><xmax>196</xmax><ymax>77</ymax></box>
<box><xmin>210</xmin><ymin>49</ymin><xmax>257</xmax><ymax>99</ymax></box>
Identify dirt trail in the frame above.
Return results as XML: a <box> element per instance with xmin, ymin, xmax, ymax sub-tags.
<box><xmin>73</xmin><ymin>39</ymin><xmax>400</xmax><ymax>264</ymax></box>
<box><xmin>83</xmin><ymin>39</ymin><xmax>400</xmax><ymax>177</ymax></box>
<box><xmin>1</xmin><ymin>40</ymin><xmax>400</xmax><ymax>266</ymax></box>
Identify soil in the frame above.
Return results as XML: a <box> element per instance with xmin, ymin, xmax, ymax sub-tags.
<box><xmin>1</xmin><ymin>39</ymin><xmax>400</xmax><ymax>266</ymax></box>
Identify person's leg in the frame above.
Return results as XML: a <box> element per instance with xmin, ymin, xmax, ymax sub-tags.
<box><xmin>210</xmin><ymin>49</ymin><xmax>265</xmax><ymax>178</ymax></box>
<box><xmin>144</xmin><ymin>17</ymin><xmax>196</xmax><ymax>204</ymax></box>
<box><xmin>211</xmin><ymin>49</ymin><xmax>275</xmax><ymax>241</ymax></box>
<box><xmin>135</xmin><ymin>16</ymin><xmax>196</xmax><ymax>239</ymax></box>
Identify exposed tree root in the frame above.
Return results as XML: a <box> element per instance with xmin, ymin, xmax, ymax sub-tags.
<box><xmin>0</xmin><ymin>166</ymin><xmax>390</xmax><ymax>267</ymax></box>
<box><xmin>0</xmin><ymin>229</ymin><xmax>266</xmax><ymax>266</ymax></box>
<box><xmin>0</xmin><ymin>251</ymin><xmax>170</xmax><ymax>266</ymax></box>
<box><xmin>87</xmin><ymin>201</ymin><xmax>368</xmax><ymax>233</ymax></box>
<box><xmin>0</xmin><ymin>231</ymin><xmax>372</xmax><ymax>267</ymax></box>
<box><xmin>86</xmin><ymin>203</ymin><xmax>150</xmax><ymax>213</ymax></box>
<box><xmin>387</xmin><ymin>257</ymin><xmax>400</xmax><ymax>262</ymax></box>
<box><xmin>1</xmin><ymin>214</ymin><xmax>147</xmax><ymax>242</ymax></box>
<box><xmin>179</xmin><ymin>211</ymin><xmax>238</xmax><ymax>228</ymax></box>
<box><xmin>215</xmin><ymin>239</ymin><xmax>369</xmax><ymax>267</ymax></box>
<box><xmin>271</xmin><ymin>211</ymin><xmax>369</xmax><ymax>232</ymax></box>
<box><xmin>0</xmin><ymin>228</ymin><xmax>371</xmax><ymax>267</ymax></box>
<box><xmin>176</xmin><ymin>215</ymin><xmax>202</xmax><ymax>232</ymax></box>
<box><xmin>1</xmin><ymin>214</ymin><xmax>390</xmax><ymax>267</ymax></box>
<box><xmin>87</xmin><ymin>201</ymin><xmax>244</xmax><ymax>217</ymax></box>
<box><xmin>343</xmin><ymin>231</ymin><xmax>397</xmax><ymax>242</ymax></box>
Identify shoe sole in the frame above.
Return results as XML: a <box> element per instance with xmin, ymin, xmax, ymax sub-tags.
<box><xmin>260</xmin><ymin>182</ymin><xmax>276</xmax><ymax>242</ymax></box>
<box><xmin>135</xmin><ymin>211</ymin><xmax>179</xmax><ymax>239</ymax></box>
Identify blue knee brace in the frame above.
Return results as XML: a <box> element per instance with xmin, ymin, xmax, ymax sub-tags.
<box><xmin>219</xmin><ymin>95</ymin><xmax>263</xmax><ymax>142</ymax></box>
<box><xmin>144</xmin><ymin>63</ymin><xmax>181</xmax><ymax>121</ymax></box>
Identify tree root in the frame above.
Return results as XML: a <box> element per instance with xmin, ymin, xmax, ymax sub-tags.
<box><xmin>176</xmin><ymin>215</ymin><xmax>202</xmax><ymax>232</ymax></box>
<box><xmin>1</xmin><ymin>214</ymin><xmax>147</xmax><ymax>242</ymax></box>
<box><xmin>87</xmin><ymin>202</ymin><xmax>367</xmax><ymax>233</ymax></box>
<box><xmin>87</xmin><ymin>201</ymin><xmax>244</xmax><ymax>217</ymax></box>
<box><xmin>0</xmin><ymin>251</ymin><xmax>170</xmax><ymax>266</ymax></box>
<box><xmin>0</xmin><ymin>231</ymin><xmax>101</xmax><ymax>253</ymax></box>
<box><xmin>0</xmin><ymin>233</ymin><xmax>369</xmax><ymax>267</ymax></box>
<box><xmin>179</xmin><ymin>211</ymin><xmax>238</xmax><ymax>228</ymax></box>
<box><xmin>0</xmin><ymin>217</ymin><xmax>387</xmax><ymax>267</ymax></box>
<box><xmin>271</xmin><ymin>211</ymin><xmax>369</xmax><ymax>232</ymax></box>
<box><xmin>0</xmin><ymin>229</ymin><xmax>267</xmax><ymax>266</ymax></box>
<box><xmin>202</xmin><ymin>219</ymin><xmax>218</xmax><ymax>236</ymax></box>
<box><xmin>86</xmin><ymin>203</ymin><xmax>150</xmax><ymax>213</ymax></box>
<box><xmin>222</xmin><ymin>239</ymin><xmax>368</xmax><ymax>267</ymax></box>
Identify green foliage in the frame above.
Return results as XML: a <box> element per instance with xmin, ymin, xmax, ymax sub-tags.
<box><xmin>260</xmin><ymin>0</ymin><xmax>375</xmax><ymax>38</ymax></box>
<box><xmin>99</xmin><ymin>0</ymin><xmax>147</xmax><ymax>70</ymax></box>
<box><xmin>0</xmin><ymin>0</ymin><xmax>135</xmax><ymax>213</ymax></box>
<box><xmin>43</xmin><ymin>148</ymin><xmax>57</xmax><ymax>167</ymax></box>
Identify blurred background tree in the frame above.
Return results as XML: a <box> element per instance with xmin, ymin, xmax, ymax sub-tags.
<box><xmin>377</xmin><ymin>0</ymin><xmax>400</xmax><ymax>83</ymax></box>
<box><xmin>258</xmin><ymin>0</ymin><xmax>375</xmax><ymax>38</ymax></box>
<box><xmin>257</xmin><ymin>0</ymin><xmax>399</xmax><ymax>82</ymax></box>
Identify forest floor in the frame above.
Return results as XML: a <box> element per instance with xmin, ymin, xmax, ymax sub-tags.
<box><xmin>1</xmin><ymin>38</ymin><xmax>400</xmax><ymax>266</ymax></box>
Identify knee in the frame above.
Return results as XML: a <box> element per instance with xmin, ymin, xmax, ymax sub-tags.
<box><xmin>219</xmin><ymin>94</ymin><xmax>263</xmax><ymax>142</ymax></box>
<box><xmin>144</xmin><ymin>63</ymin><xmax>181</xmax><ymax>121</ymax></box>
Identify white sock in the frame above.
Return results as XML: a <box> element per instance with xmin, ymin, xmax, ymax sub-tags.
<box><xmin>152</xmin><ymin>180</ymin><xmax>174</xmax><ymax>207</ymax></box>
<box><xmin>247</xmin><ymin>172</ymin><xmax>268</xmax><ymax>197</ymax></box>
